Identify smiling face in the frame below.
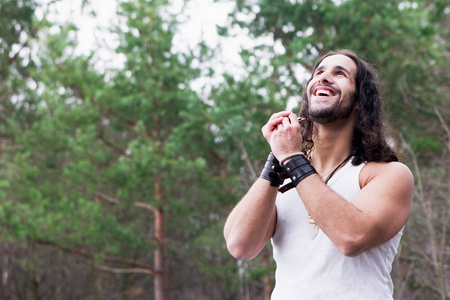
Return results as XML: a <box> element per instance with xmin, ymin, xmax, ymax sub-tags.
<box><xmin>306</xmin><ymin>54</ymin><xmax>358</xmax><ymax>124</ymax></box>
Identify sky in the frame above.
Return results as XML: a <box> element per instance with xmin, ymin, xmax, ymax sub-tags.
<box><xmin>34</xmin><ymin>0</ymin><xmax>300</xmax><ymax>109</ymax></box>
<box><xmin>36</xmin><ymin>0</ymin><xmax>246</xmax><ymax>74</ymax></box>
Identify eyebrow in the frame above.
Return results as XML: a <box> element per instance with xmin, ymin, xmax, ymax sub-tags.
<box><xmin>315</xmin><ymin>65</ymin><xmax>352</xmax><ymax>76</ymax></box>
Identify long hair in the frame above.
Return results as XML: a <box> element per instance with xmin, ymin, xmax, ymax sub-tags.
<box><xmin>299</xmin><ymin>49</ymin><xmax>398</xmax><ymax>165</ymax></box>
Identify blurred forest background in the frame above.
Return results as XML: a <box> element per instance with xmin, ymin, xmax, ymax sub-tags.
<box><xmin>0</xmin><ymin>0</ymin><xmax>448</xmax><ymax>299</ymax></box>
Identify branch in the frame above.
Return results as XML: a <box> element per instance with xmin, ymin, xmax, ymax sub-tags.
<box><xmin>96</xmin><ymin>132</ymin><xmax>126</xmax><ymax>155</ymax></box>
<box><xmin>236</xmin><ymin>139</ymin><xmax>258</xmax><ymax>181</ymax></box>
<box><xmin>94</xmin><ymin>191</ymin><xmax>120</xmax><ymax>204</ymax></box>
<box><xmin>400</xmin><ymin>134</ymin><xmax>448</xmax><ymax>295</ymax></box>
<box><xmin>134</xmin><ymin>201</ymin><xmax>158</xmax><ymax>213</ymax></box>
<box><xmin>96</xmin><ymin>265</ymin><xmax>156</xmax><ymax>275</ymax></box>
<box><xmin>35</xmin><ymin>240</ymin><xmax>157</xmax><ymax>276</ymax></box>
<box><xmin>101</xmin><ymin>110</ymin><xmax>154</xmax><ymax>140</ymax></box>
<box><xmin>210</xmin><ymin>150</ymin><xmax>227</xmax><ymax>178</ymax></box>
<box><xmin>94</xmin><ymin>191</ymin><xmax>157</xmax><ymax>212</ymax></box>
<box><xmin>7</xmin><ymin>40</ymin><xmax>28</xmax><ymax>65</ymax></box>
<box><xmin>7</xmin><ymin>29</ymin><xmax>37</xmax><ymax>65</ymax></box>
<box><xmin>433</xmin><ymin>106</ymin><xmax>450</xmax><ymax>151</ymax></box>
<box><xmin>273</xmin><ymin>26</ymin><xmax>291</xmax><ymax>49</ymax></box>
<box><xmin>398</xmin><ymin>259</ymin><xmax>416</xmax><ymax>297</ymax></box>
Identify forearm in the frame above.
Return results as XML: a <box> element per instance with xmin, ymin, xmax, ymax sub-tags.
<box><xmin>295</xmin><ymin>164</ymin><xmax>413</xmax><ymax>257</ymax></box>
<box><xmin>296</xmin><ymin>175</ymin><xmax>366</xmax><ymax>255</ymax></box>
<box><xmin>277</xmin><ymin>155</ymin><xmax>367</xmax><ymax>254</ymax></box>
<box><xmin>224</xmin><ymin>178</ymin><xmax>278</xmax><ymax>260</ymax></box>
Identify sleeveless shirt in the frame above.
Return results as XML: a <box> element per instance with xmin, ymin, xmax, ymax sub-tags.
<box><xmin>271</xmin><ymin>159</ymin><xmax>402</xmax><ymax>300</ymax></box>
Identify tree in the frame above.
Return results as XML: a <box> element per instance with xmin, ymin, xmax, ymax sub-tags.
<box><xmin>0</xmin><ymin>0</ymin><xmax>447</xmax><ymax>298</ymax></box>
<box><xmin>0</xmin><ymin>0</ymin><xmax>235</xmax><ymax>299</ymax></box>
<box><xmin>222</xmin><ymin>0</ymin><xmax>449</xmax><ymax>298</ymax></box>
<box><xmin>0</xmin><ymin>1</ymin><xmax>41</xmax><ymax>297</ymax></box>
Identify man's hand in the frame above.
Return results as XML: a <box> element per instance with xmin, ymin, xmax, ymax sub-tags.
<box><xmin>262</xmin><ymin>112</ymin><xmax>303</xmax><ymax>160</ymax></box>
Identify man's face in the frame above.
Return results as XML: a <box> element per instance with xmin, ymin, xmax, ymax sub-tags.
<box><xmin>306</xmin><ymin>54</ymin><xmax>358</xmax><ymax>124</ymax></box>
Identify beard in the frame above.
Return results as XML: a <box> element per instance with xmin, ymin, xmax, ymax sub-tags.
<box><xmin>307</xmin><ymin>91</ymin><xmax>356</xmax><ymax>124</ymax></box>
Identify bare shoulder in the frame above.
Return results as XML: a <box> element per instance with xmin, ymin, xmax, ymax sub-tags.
<box><xmin>356</xmin><ymin>161</ymin><xmax>414</xmax><ymax>226</ymax></box>
<box><xmin>349</xmin><ymin>161</ymin><xmax>413</xmax><ymax>252</ymax></box>
<box><xmin>360</xmin><ymin>161</ymin><xmax>414</xmax><ymax>190</ymax></box>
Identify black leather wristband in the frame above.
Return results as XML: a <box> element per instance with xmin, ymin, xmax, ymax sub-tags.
<box><xmin>278</xmin><ymin>155</ymin><xmax>316</xmax><ymax>193</ymax></box>
<box><xmin>260</xmin><ymin>153</ymin><xmax>285</xmax><ymax>187</ymax></box>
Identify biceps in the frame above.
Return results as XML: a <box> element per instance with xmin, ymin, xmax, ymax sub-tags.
<box><xmin>352</xmin><ymin>178</ymin><xmax>413</xmax><ymax>241</ymax></box>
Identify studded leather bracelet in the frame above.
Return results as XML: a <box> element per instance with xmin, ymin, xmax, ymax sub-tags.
<box><xmin>278</xmin><ymin>155</ymin><xmax>317</xmax><ymax>193</ymax></box>
<box><xmin>260</xmin><ymin>152</ymin><xmax>286</xmax><ymax>187</ymax></box>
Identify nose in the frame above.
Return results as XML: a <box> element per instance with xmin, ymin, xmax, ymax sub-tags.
<box><xmin>317</xmin><ymin>71</ymin><xmax>332</xmax><ymax>84</ymax></box>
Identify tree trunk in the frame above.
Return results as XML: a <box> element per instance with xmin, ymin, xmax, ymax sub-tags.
<box><xmin>154</xmin><ymin>179</ymin><xmax>166</xmax><ymax>300</ymax></box>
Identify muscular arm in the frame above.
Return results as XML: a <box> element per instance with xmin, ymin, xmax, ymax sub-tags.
<box><xmin>224</xmin><ymin>111</ymin><xmax>294</xmax><ymax>260</ymax></box>
<box><xmin>223</xmin><ymin>178</ymin><xmax>278</xmax><ymax>260</ymax></box>
<box><xmin>264</xmin><ymin>111</ymin><xmax>413</xmax><ymax>256</ymax></box>
<box><xmin>297</xmin><ymin>161</ymin><xmax>413</xmax><ymax>256</ymax></box>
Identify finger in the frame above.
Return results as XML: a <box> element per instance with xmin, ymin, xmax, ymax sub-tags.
<box><xmin>268</xmin><ymin>116</ymin><xmax>284</xmax><ymax>128</ymax></box>
<box><xmin>262</xmin><ymin>116</ymin><xmax>283</xmax><ymax>135</ymax></box>
<box><xmin>282</xmin><ymin>116</ymin><xmax>291</xmax><ymax>126</ymax></box>
<box><xmin>265</xmin><ymin>112</ymin><xmax>293</xmax><ymax>133</ymax></box>
<box><xmin>270</xmin><ymin>111</ymin><xmax>291</xmax><ymax>121</ymax></box>
<box><xmin>288</xmin><ymin>113</ymin><xmax>299</xmax><ymax>126</ymax></box>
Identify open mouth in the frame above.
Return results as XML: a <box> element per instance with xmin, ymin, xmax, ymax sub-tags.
<box><xmin>313</xmin><ymin>86</ymin><xmax>337</xmax><ymax>97</ymax></box>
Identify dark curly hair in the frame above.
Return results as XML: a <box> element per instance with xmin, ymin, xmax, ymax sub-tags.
<box><xmin>299</xmin><ymin>49</ymin><xmax>398</xmax><ymax>165</ymax></box>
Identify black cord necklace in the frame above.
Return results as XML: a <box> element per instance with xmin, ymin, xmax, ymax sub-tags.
<box><xmin>323</xmin><ymin>154</ymin><xmax>352</xmax><ymax>184</ymax></box>
<box><xmin>308</xmin><ymin>153</ymin><xmax>352</xmax><ymax>184</ymax></box>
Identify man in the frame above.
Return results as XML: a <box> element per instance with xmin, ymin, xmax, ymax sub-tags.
<box><xmin>223</xmin><ymin>49</ymin><xmax>414</xmax><ymax>299</ymax></box>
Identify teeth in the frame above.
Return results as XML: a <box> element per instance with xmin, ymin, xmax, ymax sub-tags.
<box><xmin>316</xmin><ymin>89</ymin><xmax>332</xmax><ymax>96</ymax></box>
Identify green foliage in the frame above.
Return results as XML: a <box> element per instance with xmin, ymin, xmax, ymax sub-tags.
<box><xmin>233</xmin><ymin>0</ymin><xmax>449</xmax><ymax>152</ymax></box>
<box><xmin>0</xmin><ymin>0</ymin><xmax>448</xmax><ymax>298</ymax></box>
<box><xmin>0</xmin><ymin>0</ymin><xmax>245</xmax><ymax>298</ymax></box>
<box><xmin>228</xmin><ymin>0</ymin><xmax>449</xmax><ymax>298</ymax></box>
<box><xmin>409</xmin><ymin>136</ymin><xmax>443</xmax><ymax>153</ymax></box>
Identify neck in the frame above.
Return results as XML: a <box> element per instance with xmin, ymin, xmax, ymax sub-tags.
<box><xmin>309</xmin><ymin>117</ymin><xmax>355</xmax><ymax>176</ymax></box>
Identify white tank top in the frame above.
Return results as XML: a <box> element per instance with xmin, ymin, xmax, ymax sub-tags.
<box><xmin>271</xmin><ymin>159</ymin><xmax>402</xmax><ymax>300</ymax></box>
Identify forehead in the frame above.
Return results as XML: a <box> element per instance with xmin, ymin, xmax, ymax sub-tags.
<box><xmin>316</xmin><ymin>54</ymin><xmax>357</xmax><ymax>77</ymax></box>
